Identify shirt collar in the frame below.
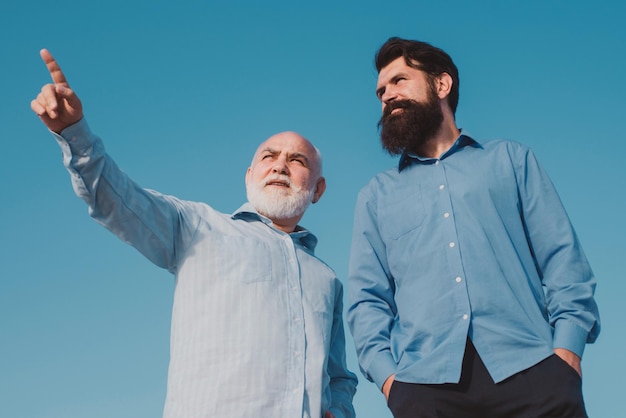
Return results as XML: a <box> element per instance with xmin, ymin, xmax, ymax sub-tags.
<box><xmin>398</xmin><ymin>130</ymin><xmax>481</xmax><ymax>172</ymax></box>
<box><xmin>231</xmin><ymin>202</ymin><xmax>318</xmax><ymax>252</ymax></box>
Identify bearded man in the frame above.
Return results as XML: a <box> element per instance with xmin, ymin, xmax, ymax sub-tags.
<box><xmin>347</xmin><ymin>37</ymin><xmax>600</xmax><ymax>418</ymax></box>
<box><xmin>31</xmin><ymin>49</ymin><xmax>357</xmax><ymax>418</ymax></box>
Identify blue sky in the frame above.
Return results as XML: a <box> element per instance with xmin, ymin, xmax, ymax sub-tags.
<box><xmin>1</xmin><ymin>1</ymin><xmax>624</xmax><ymax>417</ymax></box>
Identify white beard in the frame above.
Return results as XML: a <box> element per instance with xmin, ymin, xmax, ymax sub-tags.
<box><xmin>246</xmin><ymin>175</ymin><xmax>315</xmax><ymax>221</ymax></box>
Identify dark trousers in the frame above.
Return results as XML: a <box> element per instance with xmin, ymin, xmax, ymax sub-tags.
<box><xmin>387</xmin><ymin>339</ymin><xmax>587</xmax><ymax>418</ymax></box>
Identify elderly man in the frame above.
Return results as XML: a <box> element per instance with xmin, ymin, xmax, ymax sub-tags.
<box><xmin>32</xmin><ymin>49</ymin><xmax>357</xmax><ymax>418</ymax></box>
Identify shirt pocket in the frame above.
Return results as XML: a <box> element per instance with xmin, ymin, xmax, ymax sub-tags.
<box><xmin>378</xmin><ymin>187</ymin><xmax>426</xmax><ymax>242</ymax></box>
<box><xmin>217</xmin><ymin>235</ymin><xmax>273</xmax><ymax>283</ymax></box>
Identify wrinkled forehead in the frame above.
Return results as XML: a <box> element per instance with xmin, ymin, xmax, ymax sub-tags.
<box><xmin>253</xmin><ymin>132</ymin><xmax>321</xmax><ymax>168</ymax></box>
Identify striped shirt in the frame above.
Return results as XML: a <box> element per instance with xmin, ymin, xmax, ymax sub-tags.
<box><xmin>53</xmin><ymin>119</ymin><xmax>357</xmax><ymax>418</ymax></box>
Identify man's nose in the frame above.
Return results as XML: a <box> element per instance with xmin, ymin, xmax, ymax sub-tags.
<box><xmin>381</xmin><ymin>87</ymin><xmax>398</xmax><ymax>105</ymax></box>
<box><xmin>272</xmin><ymin>159</ymin><xmax>289</xmax><ymax>174</ymax></box>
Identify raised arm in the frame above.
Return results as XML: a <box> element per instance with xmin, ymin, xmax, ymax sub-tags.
<box><xmin>31</xmin><ymin>49</ymin><xmax>83</xmax><ymax>133</ymax></box>
<box><xmin>30</xmin><ymin>49</ymin><xmax>193</xmax><ymax>273</ymax></box>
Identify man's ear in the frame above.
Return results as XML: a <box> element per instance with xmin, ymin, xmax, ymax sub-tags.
<box><xmin>435</xmin><ymin>72</ymin><xmax>453</xmax><ymax>100</ymax></box>
<box><xmin>312</xmin><ymin>176</ymin><xmax>327</xmax><ymax>204</ymax></box>
<box><xmin>245</xmin><ymin>167</ymin><xmax>251</xmax><ymax>186</ymax></box>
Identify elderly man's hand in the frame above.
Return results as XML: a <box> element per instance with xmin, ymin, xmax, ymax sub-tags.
<box><xmin>31</xmin><ymin>49</ymin><xmax>83</xmax><ymax>133</ymax></box>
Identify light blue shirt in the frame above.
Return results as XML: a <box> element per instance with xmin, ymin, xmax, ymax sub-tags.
<box><xmin>347</xmin><ymin>133</ymin><xmax>600</xmax><ymax>388</ymax></box>
<box><xmin>53</xmin><ymin>119</ymin><xmax>357</xmax><ymax>418</ymax></box>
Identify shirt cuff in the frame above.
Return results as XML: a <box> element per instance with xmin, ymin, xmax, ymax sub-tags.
<box><xmin>53</xmin><ymin>118</ymin><xmax>95</xmax><ymax>154</ymax></box>
<box><xmin>367</xmin><ymin>353</ymin><xmax>397</xmax><ymax>390</ymax></box>
<box><xmin>553</xmin><ymin>320</ymin><xmax>589</xmax><ymax>358</ymax></box>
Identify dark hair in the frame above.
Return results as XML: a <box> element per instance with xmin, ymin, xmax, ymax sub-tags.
<box><xmin>375</xmin><ymin>37</ymin><xmax>460</xmax><ymax>115</ymax></box>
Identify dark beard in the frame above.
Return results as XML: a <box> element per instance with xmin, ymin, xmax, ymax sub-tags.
<box><xmin>378</xmin><ymin>94</ymin><xmax>444</xmax><ymax>156</ymax></box>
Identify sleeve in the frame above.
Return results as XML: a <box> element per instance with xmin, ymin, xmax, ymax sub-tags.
<box><xmin>327</xmin><ymin>283</ymin><xmax>358</xmax><ymax>418</ymax></box>
<box><xmin>53</xmin><ymin>118</ymin><xmax>198</xmax><ymax>273</ymax></box>
<box><xmin>346</xmin><ymin>187</ymin><xmax>398</xmax><ymax>389</ymax></box>
<box><xmin>516</xmin><ymin>146</ymin><xmax>600</xmax><ymax>357</ymax></box>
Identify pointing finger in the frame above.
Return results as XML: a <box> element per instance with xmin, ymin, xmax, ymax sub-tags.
<box><xmin>40</xmin><ymin>48</ymin><xmax>69</xmax><ymax>86</ymax></box>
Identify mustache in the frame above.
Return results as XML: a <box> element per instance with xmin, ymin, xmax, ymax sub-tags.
<box><xmin>381</xmin><ymin>99</ymin><xmax>419</xmax><ymax>119</ymax></box>
<box><xmin>263</xmin><ymin>175</ymin><xmax>294</xmax><ymax>188</ymax></box>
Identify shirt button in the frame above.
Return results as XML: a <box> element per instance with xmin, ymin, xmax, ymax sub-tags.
<box><xmin>435</xmin><ymin>160</ymin><xmax>440</xmax><ymax>165</ymax></box>
<box><xmin>462</xmin><ymin>314</ymin><xmax>469</xmax><ymax>320</ymax></box>
<box><xmin>444</xmin><ymin>212</ymin><xmax>450</xmax><ymax>218</ymax></box>
<box><xmin>455</xmin><ymin>276</ymin><xmax>462</xmax><ymax>283</ymax></box>
<box><xmin>449</xmin><ymin>242</ymin><xmax>456</xmax><ymax>248</ymax></box>
<box><xmin>439</xmin><ymin>184</ymin><xmax>445</xmax><ymax>190</ymax></box>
